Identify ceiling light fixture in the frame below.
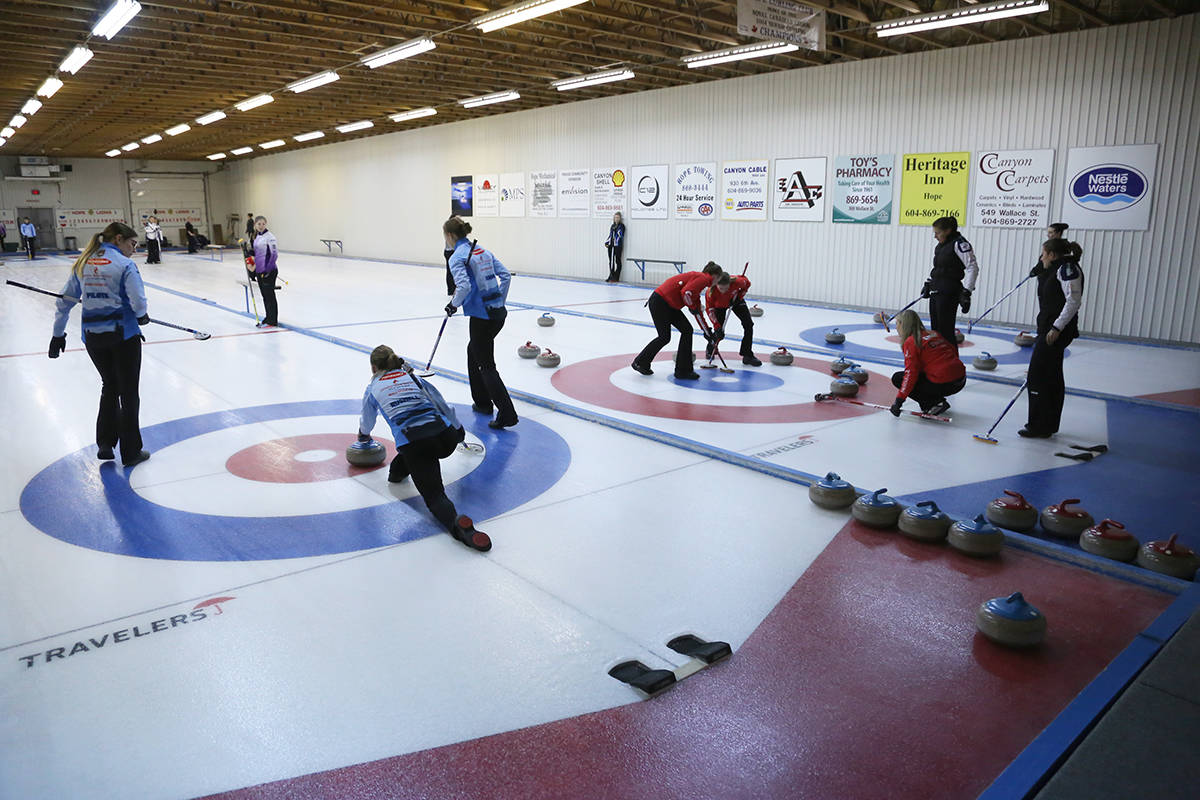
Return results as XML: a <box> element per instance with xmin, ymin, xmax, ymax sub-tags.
<box><xmin>473</xmin><ymin>0</ymin><xmax>587</xmax><ymax>34</ymax></box>
<box><xmin>59</xmin><ymin>46</ymin><xmax>94</xmax><ymax>74</ymax></box>
<box><xmin>458</xmin><ymin>90</ymin><xmax>521</xmax><ymax>109</ymax></box>
<box><xmin>230</xmin><ymin>146</ymin><xmax>254</xmax><ymax>155</ymax></box>
<box><xmin>165</xmin><ymin>123</ymin><xmax>191</xmax><ymax>136</ymax></box>
<box><xmin>681</xmin><ymin>41</ymin><xmax>799</xmax><ymax>68</ymax></box>
<box><xmin>235</xmin><ymin>94</ymin><xmax>275</xmax><ymax>112</ymax></box>
<box><xmin>92</xmin><ymin>0</ymin><xmax>142</xmax><ymax>40</ymax></box>
<box><xmin>37</xmin><ymin>77</ymin><xmax>64</xmax><ymax>98</ymax></box>
<box><xmin>359</xmin><ymin>37</ymin><xmax>436</xmax><ymax>69</ymax></box>
<box><xmin>207</xmin><ymin>152</ymin><xmax>227</xmax><ymax>160</ymax></box>
<box><xmin>121</xmin><ymin>142</ymin><xmax>140</xmax><ymax>151</ymax></box>
<box><xmin>106</xmin><ymin>149</ymin><xmax>121</xmax><ymax>157</ymax></box>
<box><xmin>10</xmin><ymin>115</ymin><xmax>28</xmax><ymax>129</ymax></box>
<box><xmin>389</xmin><ymin>108</ymin><xmax>437</xmax><ymax>123</ymax></box>
<box><xmin>0</xmin><ymin>139</ymin><xmax>7</xmax><ymax>148</ymax></box>
<box><xmin>335</xmin><ymin>120</ymin><xmax>374</xmax><ymax>133</ymax></box>
<box><xmin>140</xmin><ymin>133</ymin><xmax>162</xmax><ymax>144</ymax></box>
<box><xmin>286</xmin><ymin>71</ymin><xmax>340</xmax><ymax>93</ymax></box>
<box><xmin>21</xmin><ymin>99</ymin><xmax>43</xmax><ymax>116</ymax></box>
<box><xmin>259</xmin><ymin>139</ymin><xmax>286</xmax><ymax>149</ymax></box>
<box><xmin>1</xmin><ymin>127</ymin><xmax>14</xmax><ymax>138</ymax></box>
<box><xmin>873</xmin><ymin>0</ymin><xmax>1049</xmax><ymax>37</ymax></box>
<box><xmin>195</xmin><ymin>111</ymin><xmax>227</xmax><ymax>125</ymax></box>
<box><xmin>293</xmin><ymin>130</ymin><xmax>326</xmax><ymax>142</ymax></box>
<box><xmin>551</xmin><ymin>68</ymin><xmax>634</xmax><ymax>91</ymax></box>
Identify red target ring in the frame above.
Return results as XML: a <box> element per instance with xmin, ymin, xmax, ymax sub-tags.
<box><xmin>225</xmin><ymin>433</ymin><xmax>397</xmax><ymax>483</ymax></box>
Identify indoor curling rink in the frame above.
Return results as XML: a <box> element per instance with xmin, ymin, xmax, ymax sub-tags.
<box><xmin>2</xmin><ymin>247</ymin><xmax>1199</xmax><ymax>800</ymax></box>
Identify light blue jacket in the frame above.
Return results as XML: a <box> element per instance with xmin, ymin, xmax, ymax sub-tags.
<box><xmin>359</xmin><ymin>365</ymin><xmax>461</xmax><ymax>448</ymax></box>
<box><xmin>53</xmin><ymin>242</ymin><xmax>148</xmax><ymax>340</ymax></box>
<box><xmin>448</xmin><ymin>238</ymin><xmax>510</xmax><ymax>319</ymax></box>
<box><xmin>20</xmin><ymin>222</ymin><xmax>36</xmax><ymax>238</ymax></box>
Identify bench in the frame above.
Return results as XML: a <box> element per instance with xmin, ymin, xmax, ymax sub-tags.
<box><xmin>204</xmin><ymin>244</ymin><xmax>225</xmax><ymax>262</ymax></box>
<box><xmin>629</xmin><ymin>258</ymin><xmax>686</xmax><ymax>280</ymax></box>
<box><xmin>320</xmin><ymin>239</ymin><xmax>343</xmax><ymax>254</ymax></box>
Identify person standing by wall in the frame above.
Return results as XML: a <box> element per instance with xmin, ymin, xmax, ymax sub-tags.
<box><xmin>604</xmin><ymin>212</ymin><xmax>625</xmax><ymax>283</ymax></box>
<box><xmin>20</xmin><ymin>217</ymin><xmax>37</xmax><ymax>259</ymax></box>
<box><xmin>245</xmin><ymin>213</ymin><xmax>255</xmax><ymax>241</ymax></box>
<box><xmin>143</xmin><ymin>216</ymin><xmax>163</xmax><ymax>264</ymax></box>
<box><xmin>251</xmin><ymin>216</ymin><xmax>279</xmax><ymax>328</ymax></box>
<box><xmin>0</xmin><ymin>220</ymin><xmax>7</xmax><ymax>252</ymax></box>
<box><xmin>1021</xmin><ymin>237</ymin><xmax>1084</xmax><ymax>438</ymax></box>
<box><xmin>184</xmin><ymin>221</ymin><xmax>199</xmax><ymax>253</ymax></box>
<box><xmin>924</xmin><ymin>215</ymin><xmax>979</xmax><ymax>349</ymax></box>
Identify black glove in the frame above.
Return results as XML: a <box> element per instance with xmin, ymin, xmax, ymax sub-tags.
<box><xmin>959</xmin><ymin>288</ymin><xmax>971</xmax><ymax>314</ymax></box>
<box><xmin>48</xmin><ymin>336</ymin><xmax>66</xmax><ymax>359</ymax></box>
<box><xmin>702</xmin><ymin>329</ymin><xmax>717</xmax><ymax>344</ymax></box>
<box><xmin>357</xmin><ymin>432</ymin><xmax>372</xmax><ymax>443</ymax></box>
<box><xmin>713</xmin><ymin>326</ymin><xmax>725</xmax><ymax>342</ymax></box>
<box><xmin>138</xmin><ymin>314</ymin><xmax>150</xmax><ymax>326</ymax></box>
<box><xmin>444</xmin><ymin>303</ymin><xmax>457</xmax><ymax>316</ymax></box>
<box><xmin>1029</xmin><ymin>264</ymin><xmax>1044</xmax><ymax>278</ymax></box>
<box><xmin>889</xmin><ymin>397</ymin><xmax>904</xmax><ymax>417</ymax></box>
<box><xmin>920</xmin><ymin>280</ymin><xmax>933</xmax><ymax>299</ymax></box>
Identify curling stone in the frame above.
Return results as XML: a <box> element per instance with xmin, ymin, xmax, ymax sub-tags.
<box><xmin>537</xmin><ymin>312</ymin><xmax>556</xmax><ymax>327</ymax></box>
<box><xmin>1014</xmin><ymin>330</ymin><xmax>1037</xmax><ymax>347</ymax></box>
<box><xmin>808</xmin><ymin>472</ymin><xmax>857</xmax><ymax>510</ymax></box>
<box><xmin>976</xmin><ymin>592</ymin><xmax>1046</xmax><ymax>647</ymax></box>
<box><xmin>830</xmin><ymin>375</ymin><xmax>859</xmax><ymax>397</ymax></box>
<box><xmin>872</xmin><ymin>311</ymin><xmax>886</xmax><ymax>324</ymax></box>
<box><xmin>825</xmin><ymin>327</ymin><xmax>846</xmax><ymax>344</ymax></box>
<box><xmin>1079</xmin><ymin>519</ymin><xmax>1139</xmax><ymax>563</ymax></box>
<box><xmin>973</xmin><ymin>351</ymin><xmax>997</xmax><ymax>371</ymax></box>
<box><xmin>985</xmin><ymin>490</ymin><xmax>1038</xmax><ymax>532</ymax></box>
<box><xmin>830</xmin><ymin>355</ymin><xmax>853</xmax><ymax>375</ymax></box>
<box><xmin>346</xmin><ymin>440</ymin><xmax>386</xmax><ymax>467</ymax></box>
<box><xmin>1135</xmin><ymin>534</ymin><xmax>1198</xmax><ymax>581</ymax></box>
<box><xmin>748</xmin><ymin>304</ymin><xmax>764</xmax><ymax>318</ymax></box>
<box><xmin>536</xmin><ymin>349</ymin><xmax>561</xmax><ymax>368</ymax></box>
<box><xmin>949</xmin><ymin>514</ymin><xmax>1006</xmax><ymax>557</ymax></box>
<box><xmin>955</xmin><ymin>328</ymin><xmax>964</xmax><ymax>344</ymax></box>
<box><xmin>851</xmin><ymin>488</ymin><xmax>902</xmax><ymax>529</ymax></box>
<box><xmin>770</xmin><ymin>347</ymin><xmax>794</xmax><ymax>366</ymax></box>
<box><xmin>517</xmin><ymin>341</ymin><xmax>540</xmax><ymax>359</ymax></box>
<box><xmin>1040</xmin><ymin>498</ymin><xmax>1095</xmax><ymax>539</ymax></box>
<box><xmin>843</xmin><ymin>364</ymin><xmax>869</xmax><ymax>385</ymax></box>
<box><xmin>898</xmin><ymin>500</ymin><xmax>952</xmax><ymax>542</ymax></box>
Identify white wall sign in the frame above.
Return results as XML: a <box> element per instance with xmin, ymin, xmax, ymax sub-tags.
<box><xmin>558</xmin><ymin>169</ymin><xmax>590</xmax><ymax>218</ymax></box>
<box><xmin>136</xmin><ymin>208</ymin><xmax>204</xmax><ymax>227</ymax></box>
<box><xmin>970</xmin><ymin>149</ymin><xmax>1054</xmax><ymax>229</ymax></box>
<box><xmin>832</xmin><ymin>154</ymin><xmax>894</xmax><ymax>224</ymax></box>
<box><xmin>474</xmin><ymin>174</ymin><xmax>499</xmax><ymax>217</ymax></box>
<box><xmin>721</xmin><ymin>160</ymin><xmax>770</xmax><ymax>221</ymax></box>
<box><xmin>1061</xmin><ymin>144</ymin><xmax>1158</xmax><ymax>231</ymax></box>
<box><xmin>672</xmin><ymin>162</ymin><xmax>717</xmax><ymax>220</ymax></box>
<box><xmin>630</xmin><ymin>164</ymin><xmax>669</xmax><ymax>219</ymax></box>
<box><xmin>772</xmin><ymin>157</ymin><xmax>826</xmax><ymax>222</ymax></box>
<box><xmin>498</xmin><ymin>172</ymin><xmax>526</xmax><ymax>218</ymax></box>
<box><xmin>0</xmin><ymin>209</ymin><xmax>16</xmax><ymax>229</ymax></box>
<box><xmin>529</xmin><ymin>171</ymin><xmax>557</xmax><ymax>218</ymax></box>
<box><xmin>592</xmin><ymin>168</ymin><xmax>627</xmax><ymax>218</ymax></box>
<box><xmin>737</xmin><ymin>0</ymin><xmax>825</xmax><ymax>50</ymax></box>
<box><xmin>57</xmin><ymin>209</ymin><xmax>127</xmax><ymax>228</ymax></box>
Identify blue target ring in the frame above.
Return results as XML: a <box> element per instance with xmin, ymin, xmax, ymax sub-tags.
<box><xmin>20</xmin><ymin>400</ymin><xmax>570</xmax><ymax>562</ymax></box>
<box><xmin>667</xmin><ymin>370</ymin><xmax>784</xmax><ymax>392</ymax></box>
<box><xmin>798</xmin><ymin>323</ymin><xmax>1066</xmax><ymax>365</ymax></box>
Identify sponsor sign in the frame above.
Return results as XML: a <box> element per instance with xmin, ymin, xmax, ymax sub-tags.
<box><xmin>558</xmin><ymin>169</ymin><xmax>590</xmax><ymax>218</ymax></box>
<box><xmin>832</xmin><ymin>154</ymin><xmax>894</xmax><ymax>224</ymax></box>
<box><xmin>721</xmin><ymin>160</ymin><xmax>770</xmax><ymax>221</ymax></box>
<box><xmin>499</xmin><ymin>172</ymin><xmax>526</xmax><ymax>217</ymax></box>
<box><xmin>898</xmin><ymin>151</ymin><xmax>970</xmax><ymax>226</ymax></box>
<box><xmin>529</xmin><ymin>170</ymin><xmax>557</xmax><ymax>218</ymax></box>
<box><xmin>0</xmin><ymin>209</ymin><xmax>18</xmax><ymax>229</ymax></box>
<box><xmin>630</xmin><ymin>164</ymin><xmax>669</xmax><ymax>219</ymax></box>
<box><xmin>135</xmin><ymin>208</ymin><xmax>204</xmax><ymax>227</ymax></box>
<box><xmin>970</xmin><ymin>149</ymin><xmax>1054</xmax><ymax>229</ymax></box>
<box><xmin>673</xmin><ymin>162</ymin><xmax>717</xmax><ymax>220</ymax></box>
<box><xmin>450</xmin><ymin>175</ymin><xmax>473</xmax><ymax>216</ymax></box>
<box><xmin>737</xmin><ymin>0</ymin><xmax>825</xmax><ymax>50</ymax></box>
<box><xmin>592</xmin><ymin>167</ymin><xmax>627</xmax><ymax>218</ymax></box>
<box><xmin>57</xmin><ymin>208</ymin><xmax>127</xmax><ymax>228</ymax></box>
<box><xmin>474</xmin><ymin>174</ymin><xmax>499</xmax><ymax>217</ymax></box>
<box><xmin>1060</xmin><ymin>144</ymin><xmax>1157</xmax><ymax>230</ymax></box>
<box><xmin>772</xmin><ymin>157</ymin><xmax>826</xmax><ymax>222</ymax></box>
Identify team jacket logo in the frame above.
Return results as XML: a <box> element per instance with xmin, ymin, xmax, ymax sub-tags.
<box><xmin>1069</xmin><ymin>164</ymin><xmax>1147</xmax><ymax>211</ymax></box>
<box><xmin>777</xmin><ymin>171</ymin><xmax>823</xmax><ymax>208</ymax></box>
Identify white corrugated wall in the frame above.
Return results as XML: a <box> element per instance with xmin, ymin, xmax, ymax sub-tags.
<box><xmin>222</xmin><ymin>15</ymin><xmax>1199</xmax><ymax>343</ymax></box>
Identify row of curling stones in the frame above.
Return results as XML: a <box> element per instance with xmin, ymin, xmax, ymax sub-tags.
<box><xmin>517</xmin><ymin>341</ymin><xmax>561</xmax><ymax>368</ymax></box>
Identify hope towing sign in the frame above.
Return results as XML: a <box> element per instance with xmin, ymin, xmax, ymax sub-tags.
<box><xmin>1061</xmin><ymin>144</ymin><xmax>1158</xmax><ymax>231</ymax></box>
<box><xmin>971</xmin><ymin>149</ymin><xmax>1054</xmax><ymax>229</ymax></box>
<box><xmin>899</xmin><ymin>152</ymin><xmax>970</xmax><ymax>226</ymax></box>
<box><xmin>673</xmin><ymin>162</ymin><xmax>717</xmax><ymax>220</ymax></box>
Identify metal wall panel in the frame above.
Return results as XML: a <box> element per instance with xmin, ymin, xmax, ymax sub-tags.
<box><xmin>224</xmin><ymin>16</ymin><xmax>1199</xmax><ymax>343</ymax></box>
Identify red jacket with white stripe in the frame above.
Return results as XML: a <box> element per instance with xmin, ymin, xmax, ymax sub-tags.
<box><xmin>897</xmin><ymin>331</ymin><xmax>965</xmax><ymax>399</ymax></box>
<box><xmin>655</xmin><ymin>271</ymin><xmax>713</xmax><ymax>312</ymax></box>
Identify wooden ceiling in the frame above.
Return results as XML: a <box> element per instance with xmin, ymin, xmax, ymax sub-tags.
<box><xmin>0</xmin><ymin>0</ymin><xmax>1193</xmax><ymax>160</ymax></box>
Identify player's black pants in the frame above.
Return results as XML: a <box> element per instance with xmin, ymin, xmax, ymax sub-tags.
<box><xmin>444</xmin><ymin>248</ymin><xmax>455</xmax><ymax>295</ymax></box>
<box><xmin>635</xmin><ymin>292</ymin><xmax>693</xmax><ymax>374</ymax></box>
<box><xmin>709</xmin><ymin>301</ymin><xmax>755</xmax><ymax>358</ymax></box>
<box><xmin>85</xmin><ymin>330</ymin><xmax>143</xmax><ymax>459</ymax></box>
<box><xmin>390</xmin><ymin>425</ymin><xmax>466</xmax><ymax>532</ymax></box>
<box><xmin>890</xmin><ymin>371</ymin><xmax>965</xmax><ymax>411</ymax></box>
<box><xmin>186</xmin><ymin>234</ymin><xmax>197</xmax><ymax>253</ymax></box>
<box><xmin>146</xmin><ymin>239</ymin><xmax>161</xmax><ymax>264</ymax></box>
<box><xmin>1026</xmin><ymin>332</ymin><xmax>1073</xmax><ymax>434</ymax></box>
<box><xmin>606</xmin><ymin>244</ymin><xmax>623</xmax><ymax>282</ymax></box>
<box><xmin>468</xmin><ymin>307</ymin><xmax>517</xmax><ymax>424</ymax></box>
<box><xmin>22</xmin><ymin>235</ymin><xmax>37</xmax><ymax>259</ymax></box>
<box><xmin>928</xmin><ymin>290</ymin><xmax>960</xmax><ymax>350</ymax></box>
<box><xmin>255</xmin><ymin>269</ymin><xmax>278</xmax><ymax>325</ymax></box>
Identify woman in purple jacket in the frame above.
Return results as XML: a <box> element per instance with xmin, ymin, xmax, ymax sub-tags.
<box><xmin>252</xmin><ymin>215</ymin><xmax>279</xmax><ymax>328</ymax></box>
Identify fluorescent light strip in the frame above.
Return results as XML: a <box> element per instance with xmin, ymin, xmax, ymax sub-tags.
<box><xmin>60</xmin><ymin>46</ymin><xmax>94</xmax><ymax>74</ymax></box>
<box><xmin>121</xmin><ymin>142</ymin><xmax>140</xmax><ymax>151</ymax></box>
<box><xmin>10</xmin><ymin>115</ymin><xmax>27</xmax><ymax>129</ymax></box>
<box><xmin>551</xmin><ymin>68</ymin><xmax>634</xmax><ymax>91</ymax></box>
<box><xmin>293</xmin><ymin>130</ymin><xmax>326</xmax><ymax>142</ymax></box>
<box><xmin>458</xmin><ymin>90</ymin><xmax>520</xmax><ymax>109</ymax></box>
<box><xmin>92</xmin><ymin>0</ymin><xmax>141</xmax><ymax>40</ymax></box>
<box><xmin>389</xmin><ymin>107</ymin><xmax>437</xmax><ymax>123</ymax></box>
<box><xmin>473</xmin><ymin>0</ymin><xmax>587</xmax><ymax>33</ymax></box>
<box><xmin>140</xmin><ymin>133</ymin><xmax>162</xmax><ymax>144</ymax></box>
<box><xmin>195</xmin><ymin>111</ymin><xmax>226</xmax><ymax>125</ymax></box>
<box><xmin>37</xmin><ymin>77</ymin><xmax>64</xmax><ymax>98</ymax></box>
<box><xmin>1</xmin><ymin>127</ymin><xmax>14</xmax><ymax>138</ymax></box>
<box><xmin>682</xmin><ymin>41</ymin><xmax>799</xmax><ymax>68</ymax></box>
<box><xmin>259</xmin><ymin>139</ymin><xmax>286</xmax><ymax>149</ymax></box>
<box><xmin>230</xmin><ymin>146</ymin><xmax>254</xmax><ymax>155</ymax></box>
<box><xmin>335</xmin><ymin>120</ymin><xmax>374</xmax><ymax>133</ymax></box>
<box><xmin>235</xmin><ymin>94</ymin><xmax>274</xmax><ymax>112</ymax></box>
<box><xmin>21</xmin><ymin>98</ymin><xmax>43</xmax><ymax>115</ymax></box>
<box><xmin>359</xmin><ymin>37</ymin><xmax>436</xmax><ymax>69</ymax></box>
<box><xmin>286</xmin><ymin>71</ymin><xmax>340</xmax><ymax>93</ymax></box>
<box><xmin>207</xmin><ymin>152</ymin><xmax>227</xmax><ymax>160</ymax></box>
<box><xmin>165</xmin><ymin>123</ymin><xmax>191</xmax><ymax>136</ymax></box>
<box><xmin>874</xmin><ymin>0</ymin><xmax>1049</xmax><ymax>37</ymax></box>
<box><xmin>106</xmin><ymin>149</ymin><xmax>121</xmax><ymax>157</ymax></box>
<box><xmin>0</xmin><ymin>139</ymin><xmax>7</xmax><ymax>148</ymax></box>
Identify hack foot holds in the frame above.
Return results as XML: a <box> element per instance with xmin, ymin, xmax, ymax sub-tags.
<box><xmin>809</xmin><ymin>472</ymin><xmax>857</xmax><ymax>510</ymax></box>
<box><xmin>770</xmin><ymin>347</ymin><xmax>794</xmax><ymax>366</ymax></box>
<box><xmin>843</xmin><ymin>364</ymin><xmax>869</xmax><ymax>385</ymax></box>
<box><xmin>346</xmin><ymin>439</ymin><xmax>386</xmax><ymax>467</ymax></box>
<box><xmin>1040</xmin><ymin>498</ymin><xmax>1094</xmax><ymax>538</ymax></box>
<box><xmin>537</xmin><ymin>312</ymin><xmax>556</xmax><ymax>327</ymax></box>
<box><xmin>825</xmin><ymin>327</ymin><xmax>846</xmax><ymax>344</ymax></box>
<box><xmin>973</xmin><ymin>352</ymin><xmax>997</xmax><ymax>371</ymax></box>
<box><xmin>536</xmin><ymin>349</ymin><xmax>561</xmax><ymax>368</ymax></box>
<box><xmin>748</xmin><ymin>304</ymin><xmax>764</xmax><ymax>318</ymax></box>
<box><xmin>949</xmin><ymin>514</ymin><xmax>1005</xmax><ymax>557</ymax></box>
<box><xmin>976</xmin><ymin>592</ymin><xmax>1046</xmax><ymax>647</ymax></box>
<box><xmin>830</xmin><ymin>355</ymin><xmax>853</xmax><ymax>375</ymax></box>
<box><xmin>830</xmin><ymin>375</ymin><xmax>859</xmax><ymax>397</ymax></box>
<box><xmin>852</xmin><ymin>488</ymin><xmax>902</xmax><ymax>529</ymax></box>
<box><xmin>1080</xmin><ymin>519</ymin><xmax>1139</xmax><ymax>563</ymax></box>
<box><xmin>1135</xmin><ymin>534</ymin><xmax>1198</xmax><ymax>581</ymax></box>
<box><xmin>898</xmin><ymin>500</ymin><xmax>952</xmax><ymax>542</ymax></box>
<box><xmin>1014</xmin><ymin>330</ymin><xmax>1037</xmax><ymax>347</ymax></box>
<box><xmin>985</xmin><ymin>490</ymin><xmax>1038</xmax><ymax>532</ymax></box>
<box><xmin>518</xmin><ymin>341</ymin><xmax>540</xmax><ymax>358</ymax></box>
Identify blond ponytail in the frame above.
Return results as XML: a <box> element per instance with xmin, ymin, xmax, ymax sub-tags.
<box><xmin>370</xmin><ymin>344</ymin><xmax>407</xmax><ymax>373</ymax></box>
<box><xmin>71</xmin><ymin>221</ymin><xmax>139</xmax><ymax>277</ymax></box>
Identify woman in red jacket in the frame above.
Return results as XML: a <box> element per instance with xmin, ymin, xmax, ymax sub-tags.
<box><xmin>889</xmin><ymin>309</ymin><xmax>965</xmax><ymax>418</ymax></box>
<box><xmin>704</xmin><ymin>272</ymin><xmax>761</xmax><ymax>366</ymax></box>
<box><xmin>632</xmin><ymin>261</ymin><xmax>722</xmax><ymax>379</ymax></box>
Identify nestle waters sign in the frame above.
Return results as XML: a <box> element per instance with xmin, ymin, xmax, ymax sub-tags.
<box><xmin>1061</xmin><ymin>144</ymin><xmax>1157</xmax><ymax>231</ymax></box>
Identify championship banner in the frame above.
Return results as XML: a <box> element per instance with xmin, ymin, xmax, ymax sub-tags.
<box><xmin>558</xmin><ymin>169</ymin><xmax>590</xmax><ymax>218</ymax></box>
<box><xmin>499</xmin><ymin>172</ymin><xmax>526</xmax><ymax>218</ymax></box>
<box><xmin>772</xmin><ymin>157</ymin><xmax>826</xmax><ymax>222</ymax></box>
<box><xmin>630</xmin><ymin>164</ymin><xmax>668</xmax><ymax>220</ymax></box>
<box><xmin>969</xmin><ymin>150</ymin><xmax>1054</xmax><ymax>229</ymax></box>
<box><xmin>672</xmin><ymin>163</ymin><xmax>717</xmax><ymax>220</ymax></box>
<box><xmin>832</xmin><ymin>154</ymin><xmax>894</xmax><ymax>224</ymax></box>
<box><xmin>720</xmin><ymin>160</ymin><xmax>769</xmax><ymax>221</ymax></box>
<box><xmin>474</xmin><ymin>175</ymin><xmax>499</xmax><ymax>217</ymax></box>
<box><xmin>529</xmin><ymin>171</ymin><xmax>557</xmax><ymax>218</ymax></box>
<box><xmin>136</xmin><ymin>208</ymin><xmax>204</xmax><ymax>227</ymax></box>
<box><xmin>592</xmin><ymin>168</ymin><xmax>627</xmax><ymax>218</ymax></box>
<box><xmin>899</xmin><ymin>152</ymin><xmax>970</xmax><ymax>226</ymax></box>
<box><xmin>737</xmin><ymin>0</ymin><xmax>825</xmax><ymax>50</ymax></box>
<box><xmin>1060</xmin><ymin>144</ymin><xmax>1157</xmax><ymax>231</ymax></box>
<box><xmin>57</xmin><ymin>209</ymin><xmax>127</xmax><ymax>228</ymax></box>
<box><xmin>450</xmin><ymin>175</ymin><xmax>473</xmax><ymax>216</ymax></box>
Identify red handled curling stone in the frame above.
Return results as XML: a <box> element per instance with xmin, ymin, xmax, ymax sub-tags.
<box><xmin>976</xmin><ymin>592</ymin><xmax>1046</xmax><ymax>647</ymax></box>
<box><xmin>973</xmin><ymin>352</ymin><xmax>997</xmax><ymax>371</ymax></box>
<box><xmin>1079</xmin><ymin>519</ymin><xmax>1139</xmax><ymax>563</ymax></box>
<box><xmin>955</xmin><ymin>328</ymin><xmax>964</xmax><ymax>344</ymax></box>
<box><xmin>1014</xmin><ymin>330</ymin><xmax>1037</xmax><ymax>347</ymax></box>
<box><xmin>1135</xmin><ymin>534</ymin><xmax>1198</xmax><ymax>581</ymax></box>
<box><xmin>825</xmin><ymin>327</ymin><xmax>846</xmax><ymax>344</ymax></box>
<box><xmin>1040</xmin><ymin>498</ymin><xmax>1095</xmax><ymax>539</ymax></box>
<box><xmin>346</xmin><ymin>439</ymin><xmax>386</xmax><ymax>467</ymax></box>
<box><xmin>843</xmin><ymin>364</ymin><xmax>869</xmax><ymax>385</ymax></box>
<box><xmin>770</xmin><ymin>347</ymin><xmax>794</xmax><ymax>366</ymax></box>
<box><xmin>536</xmin><ymin>312</ymin><xmax>556</xmax><ymax>327</ymax></box>
<box><xmin>517</xmin><ymin>341</ymin><xmax>540</xmax><ymax>359</ymax></box>
<box><xmin>949</xmin><ymin>514</ymin><xmax>1005</xmax><ymax>557</ymax></box>
<box><xmin>830</xmin><ymin>375</ymin><xmax>859</xmax><ymax>397</ymax></box>
<box><xmin>852</xmin><ymin>488</ymin><xmax>902</xmax><ymax>529</ymax></box>
<box><xmin>898</xmin><ymin>500</ymin><xmax>952</xmax><ymax>542</ymax></box>
<box><xmin>830</xmin><ymin>355</ymin><xmax>853</xmax><ymax>375</ymax></box>
<box><xmin>748</xmin><ymin>304</ymin><xmax>764</xmax><ymax>318</ymax></box>
<box><xmin>536</xmin><ymin>349</ymin><xmax>561</xmax><ymax>368</ymax></box>
<box><xmin>808</xmin><ymin>472</ymin><xmax>857</xmax><ymax>510</ymax></box>
<box><xmin>985</xmin><ymin>490</ymin><xmax>1038</xmax><ymax>532</ymax></box>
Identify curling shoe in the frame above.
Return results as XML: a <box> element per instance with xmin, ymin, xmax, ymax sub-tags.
<box><xmin>122</xmin><ymin>450</ymin><xmax>151</xmax><ymax>467</ymax></box>
<box><xmin>631</xmin><ymin>361</ymin><xmax>653</xmax><ymax>376</ymax></box>
<box><xmin>742</xmin><ymin>354</ymin><xmax>763</xmax><ymax>367</ymax></box>
<box><xmin>452</xmin><ymin>515</ymin><xmax>492</xmax><ymax>552</ymax></box>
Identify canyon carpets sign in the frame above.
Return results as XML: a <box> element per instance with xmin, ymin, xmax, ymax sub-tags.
<box><xmin>1060</xmin><ymin>144</ymin><xmax>1157</xmax><ymax>231</ymax></box>
<box><xmin>970</xmin><ymin>149</ymin><xmax>1054</xmax><ymax>229</ymax></box>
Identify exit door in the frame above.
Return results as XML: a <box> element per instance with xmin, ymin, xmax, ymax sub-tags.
<box><xmin>16</xmin><ymin>208</ymin><xmax>58</xmax><ymax>251</ymax></box>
